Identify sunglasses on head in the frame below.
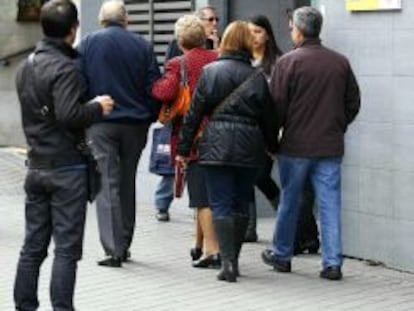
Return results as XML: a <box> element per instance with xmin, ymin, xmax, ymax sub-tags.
<box><xmin>203</xmin><ymin>16</ymin><xmax>219</xmax><ymax>22</ymax></box>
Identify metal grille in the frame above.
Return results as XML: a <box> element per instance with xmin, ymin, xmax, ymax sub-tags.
<box><xmin>125</xmin><ymin>0</ymin><xmax>194</xmax><ymax>65</ymax></box>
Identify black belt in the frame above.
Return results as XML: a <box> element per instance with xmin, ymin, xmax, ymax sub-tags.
<box><xmin>26</xmin><ymin>155</ymin><xmax>86</xmax><ymax>169</ymax></box>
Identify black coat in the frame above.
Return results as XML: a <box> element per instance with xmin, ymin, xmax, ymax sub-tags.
<box><xmin>176</xmin><ymin>52</ymin><xmax>278</xmax><ymax>168</ymax></box>
<box><xmin>16</xmin><ymin>38</ymin><xmax>103</xmax><ymax>160</ymax></box>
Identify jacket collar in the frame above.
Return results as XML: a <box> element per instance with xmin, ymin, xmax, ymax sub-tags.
<box><xmin>219</xmin><ymin>50</ymin><xmax>252</xmax><ymax>64</ymax></box>
<box><xmin>104</xmin><ymin>22</ymin><xmax>125</xmax><ymax>28</ymax></box>
<box><xmin>36</xmin><ymin>37</ymin><xmax>78</xmax><ymax>59</ymax></box>
<box><xmin>294</xmin><ymin>38</ymin><xmax>321</xmax><ymax>49</ymax></box>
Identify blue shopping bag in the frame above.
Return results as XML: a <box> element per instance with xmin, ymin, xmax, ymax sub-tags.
<box><xmin>149</xmin><ymin>125</ymin><xmax>174</xmax><ymax>176</ymax></box>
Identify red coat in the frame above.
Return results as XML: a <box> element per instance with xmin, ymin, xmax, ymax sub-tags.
<box><xmin>152</xmin><ymin>47</ymin><xmax>218</xmax><ymax>160</ymax></box>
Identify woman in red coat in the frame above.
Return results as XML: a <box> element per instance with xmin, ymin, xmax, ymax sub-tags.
<box><xmin>152</xmin><ymin>14</ymin><xmax>220</xmax><ymax>268</ymax></box>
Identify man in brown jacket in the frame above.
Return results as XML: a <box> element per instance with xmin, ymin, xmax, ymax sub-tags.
<box><xmin>262</xmin><ymin>6</ymin><xmax>360</xmax><ymax>280</ymax></box>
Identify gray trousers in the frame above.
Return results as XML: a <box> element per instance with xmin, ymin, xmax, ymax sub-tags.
<box><xmin>14</xmin><ymin>166</ymin><xmax>88</xmax><ymax>311</ymax></box>
<box><xmin>88</xmin><ymin>122</ymin><xmax>150</xmax><ymax>257</ymax></box>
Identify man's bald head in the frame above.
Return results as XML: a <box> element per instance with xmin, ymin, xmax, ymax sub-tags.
<box><xmin>98</xmin><ymin>0</ymin><xmax>127</xmax><ymax>27</ymax></box>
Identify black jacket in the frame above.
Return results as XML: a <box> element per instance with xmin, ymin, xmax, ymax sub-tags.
<box><xmin>176</xmin><ymin>52</ymin><xmax>278</xmax><ymax>168</ymax></box>
<box><xmin>16</xmin><ymin>38</ymin><xmax>103</xmax><ymax>162</ymax></box>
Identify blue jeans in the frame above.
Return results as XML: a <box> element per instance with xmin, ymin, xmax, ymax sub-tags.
<box><xmin>204</xmin><ymin>165</ymin><xmax>257</xmax><ymax>219</ymax></box>
<box><xmin>154</xmin><ymin>175</ymin><xmax>174</xmax><ymax>212</ymax></box>
<box><xmin>271</xmin><ymin>155</ymin><xmax>342</xmax><ymax>268</ymax></box>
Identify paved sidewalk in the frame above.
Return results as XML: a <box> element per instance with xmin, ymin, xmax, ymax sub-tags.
<box><xmin>1</xmin><ymin>148</ymin><xmax>414</xmax><ymax>311</ymax></box>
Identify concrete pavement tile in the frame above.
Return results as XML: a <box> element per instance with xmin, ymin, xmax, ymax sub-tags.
<box><xmin>1</xmin><ymin>148</ymin><xmax>414</xmax><ymax>311</ymax></box>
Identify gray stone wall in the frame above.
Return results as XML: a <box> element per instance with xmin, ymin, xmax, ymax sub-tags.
<box><xmin>0</xmin><ymin>0</ymin><xmax>41</xmax><ymax>147</ymax></box>
<box><xmin>312</xmin><ymin>0</ymin><xmax>414</xmax><ymax>271</ymax></box>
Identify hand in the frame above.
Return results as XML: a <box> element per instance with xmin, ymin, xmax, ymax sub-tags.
<box><xmin>94</xmin><ymin>95</ymin><xmax>114</xmax><ymax>115</ymax></box>
<box><xmin>267</xmin><ymin>152</ymin><xmax>277</xmax><ymax>160</ymax></box>
<box><xmin>175</xmin><ymin>155</ymin><xmax>189</xmax><ymax>168</ymax></box>
<box><xmin>208</xmin><ymin>29</ymin><xmax>220</xmax><ymax>49</ymax></box>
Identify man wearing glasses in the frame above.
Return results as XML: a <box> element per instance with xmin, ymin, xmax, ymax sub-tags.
<box><xmin>165</xmin><ymin>6</ymin><xmax>220</xmax><ymax>60</ymax></box>
<box><xmin>196</xmin><ymin>6</ymin><xmax>220</xmax><ymax>50</ymax></box>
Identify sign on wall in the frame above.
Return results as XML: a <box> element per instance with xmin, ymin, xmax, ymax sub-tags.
<box><xmin>346</xmin><ymin>0</ymin><xmax>402</xmax><ymax>11</ymax></box>
<box><xmin>17</xmin><ymin>0</ymin><xmax>48</xmax><ymax>22</ymax></box>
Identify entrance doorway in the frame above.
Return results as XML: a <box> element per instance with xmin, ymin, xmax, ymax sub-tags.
<box><xmin>226</xmin><ymin>0</ymin><xmax>311</xmax><ymax>53</ymax></box>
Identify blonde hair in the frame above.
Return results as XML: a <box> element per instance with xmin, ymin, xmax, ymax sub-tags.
<box><xmin>220</xmin><ymin>21</ymin><xmax>253</xmax><ymax>55</ymax></box>
<box><xmin>174</xmin><ymin>14</ymin><xmax>206</xmax><ymax>49</ymax></box>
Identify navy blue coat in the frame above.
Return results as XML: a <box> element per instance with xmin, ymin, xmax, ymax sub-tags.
<box><xmin>77</xmin><ymin>24</ymin><xmax>161</xmax><ymax>122</ymax></box>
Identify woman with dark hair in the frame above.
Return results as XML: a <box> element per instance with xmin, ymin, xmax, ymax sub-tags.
<box><xmin>249</xmin><ymin>14</ymin><xmax>283</xmax><ymax>77</ymax></box>
<box><xmin>176</xmin><ymin>21</ymin><xmax>278</xmax><ymax>283</ymax></box>
<box><xmin>243</xmin><ymin>15</ymin><xmax>282</xmax><ymax>242</ymax></box>
<box><xmin>247</xmin><ymin>15</ymin><xmax>320</xmax><ymax>255</ymax></box>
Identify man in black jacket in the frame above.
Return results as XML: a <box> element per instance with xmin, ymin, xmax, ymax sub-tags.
<box><xmin>13</xmin><ymin>1</ymin><xmax>114</xmax><ymax>310</ymax></box>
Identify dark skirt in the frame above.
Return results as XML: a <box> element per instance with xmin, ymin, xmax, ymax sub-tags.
<box><xmin>186</xmin><ymin>162</ymin><xmax>209</xmax><ymax>208</ymax></box>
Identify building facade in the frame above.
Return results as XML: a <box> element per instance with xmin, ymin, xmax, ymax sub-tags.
<box><xmin>0</xmin><ymin>0</ymin><xmax>413</xmax><ymax>272</ymax></box>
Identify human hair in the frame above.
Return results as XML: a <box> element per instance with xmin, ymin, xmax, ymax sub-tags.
<box><xmin>98</xmin><ymin>0</ymin><xmax>127</xmax><ymax>26</ymax></box>
<box><xmin>194</xmin><ymin>6</ymin><xmax>217</xmax><ymax>19</ymax></box>
<box><xmin>40</xmin><ymin>0</ymin><xmax>79</xmax><ymax>38</ymax></box>
<box><xmin>174</xmin><ymin>15</ymin><xmax>206</xmax><ymax>49</ymax></box>
<box><xmin>248</xmin><ymin>15</ymin><xmax>283</xmax><ymax>75</ymax></box>
<box><xmin>293</xmin><ymin>6</ymin><xmax>323</xmax><ymax>38</ymax></box>
<box><xmin>220</xmin><ymin>21</ymin><xmax>253</xmax><ymax>56</ymax></box>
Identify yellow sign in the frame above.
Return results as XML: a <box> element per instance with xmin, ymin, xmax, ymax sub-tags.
<box><xmin>346</xmin><ymin>0</ymin><xmax>402</xmax><ymax>11</ymax></box>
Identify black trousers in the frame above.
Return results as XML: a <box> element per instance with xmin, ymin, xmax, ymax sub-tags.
<box><xmin>253</xmin><ymin>156</ymin><xmax>318</xmax><ymax>245</ymax></box>
<box><xmin>14</xmin><ymin>166</ymin><xmax>88</xmax><ymax>311</ymax></box>
<box><xmin>88</xmin><ymin>121</ymin><xmax>150</xmax><ymax>257</ymax></box>
<box><xmin>255</xmin><ymin>155</ymin><xmax>279</xmax><ymax>201</ymax></box>
<box><xmin>295</xmin><ymin>181</ymin><xmax>319</xmax><ymax>247</ymax></box>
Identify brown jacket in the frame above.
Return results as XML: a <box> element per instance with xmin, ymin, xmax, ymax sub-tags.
<box><xmin>270</xmin><ymin>38</ymin><xmax>360</xmax><ymax>157</ymax></box>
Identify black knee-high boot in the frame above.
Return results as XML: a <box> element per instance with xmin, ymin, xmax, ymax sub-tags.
<box><xmin>244</xmin><ymin>202</ymin><xmax>258</xmax><ymax>242</ymax></box>
<box><xmin>234</xmin><ymin>214</ymin><xmax>249</xmax><ymax>276</ymax></box>
<box><xmin>213</xmin><ymin>217</ymin><xmax>237</xmax><ymax>282</ymax></box>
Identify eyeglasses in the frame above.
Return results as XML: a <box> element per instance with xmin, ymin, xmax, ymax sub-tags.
<box><xmin>202</xmin><ymin>17</ymin><xmax>219</xmax><ymax>23</ymax></box>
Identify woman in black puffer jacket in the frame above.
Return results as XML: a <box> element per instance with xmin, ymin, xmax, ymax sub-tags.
<box><xmin>176</xmin><ymin>20</ymin><xmax>278</xmax><ymax>283</ymax></box>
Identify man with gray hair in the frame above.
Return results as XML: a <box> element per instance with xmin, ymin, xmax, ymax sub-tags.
<box><xmin>77</xmin><ymin>0</ymin><xmax>161</xmax><ymax>267</ymax></box>
<box><xmin>165</xmin><ymin>6</ymin><xmax>219</xmax><ymax>59</ymax></box>
<box><xmin>262</xmin><ymin>6</ymin><xmax>360</xmax><ymax>280</ymax></box>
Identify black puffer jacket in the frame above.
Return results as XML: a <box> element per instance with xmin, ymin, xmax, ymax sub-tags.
<box><xmin>176</xmin><ymin>51</ymin><xmax>278</xmax><ymax>168</ymax></box>
<box><xmin>16</xmin><ymin>38</ymin><xmax>103</xmax><ymax>161</ymax></box>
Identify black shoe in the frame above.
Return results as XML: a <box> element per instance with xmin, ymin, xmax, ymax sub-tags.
<box><xmin>190</xmin><ymin>247</ymin><xmax>203</xmax><ymax>261</ymax></box>
<box><xmin>97</xmin><ymin>256</ymin><xmax>122</xmax><ymax>268</ymax></box>
<box><xmin>244</xmin><ymin>230</ymin><xmax>258</xmax><ymax>243</ymax></box>
<box><xmin>306</xmin><ymin>239</ymin><xmax>320</xmax><ymax>254</ymax></box>
<box><xmin>270</xmin><ymin>195</ymin><xmax>279</xmax><ymax>211</ymax></box>
<box><xmin>156</xmin><ymin>211</ymin><xmax>170</xmax><ymax>222</ymax></box>
<box><xmin>192</xmin><ymin>253</ymin><xmax>221</xmax><ymax>268</ymax></box>
<box><xmin>320</xmin><ymin>266</ymin><xmax>342</xmax><ymax>281</ymax></box>
<box><xmin>122</xmin><ymin>250</ymin><xmax>131</xmax><ymax>262</ymax></box>
<box><xmin>294</xmin><ymin>239</ymin><xmax>320</xmax><ymax>255</ymax></box>
<box><xmin>217</xmin><ymin>260</ymin><xmax>237</xmax><ymax>283</ymax></box>
<box><xmin>261</xmin><ymin>249</ymin><xmax>291</xmax><ymax>272</ymax></box>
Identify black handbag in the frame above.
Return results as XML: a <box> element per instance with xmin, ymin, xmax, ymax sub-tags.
<box><xmin>85</xmin><ymin>149</ymin><xmax>101</xmax><ymax>203</ymax></box>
